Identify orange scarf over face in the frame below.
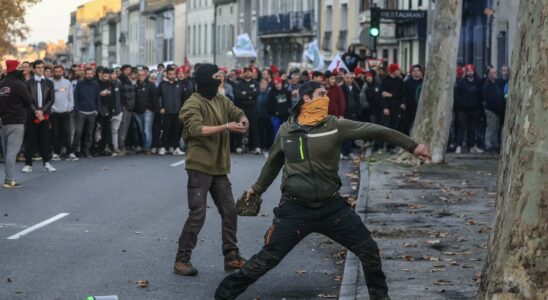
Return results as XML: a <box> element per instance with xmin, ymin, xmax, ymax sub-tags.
<box><xmin>298</xmin><ymin>97</ymin><xmax>329</xmax><ymax>126</ymax></box>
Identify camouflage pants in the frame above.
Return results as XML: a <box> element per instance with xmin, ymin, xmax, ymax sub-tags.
<box><xmin>215</xmin><ymin>198</ymin><xmax>389</xmax><ymax>300</ymax></box>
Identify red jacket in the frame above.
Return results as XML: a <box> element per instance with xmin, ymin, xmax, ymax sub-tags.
<box><xmin>327</xmin><ymin>84</ymin><xmax>345</xmax><ymax>118</ymax></box>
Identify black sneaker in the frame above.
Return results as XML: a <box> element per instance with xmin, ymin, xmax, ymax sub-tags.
<box><xmin>3</xmin><ymin>179</ymin><xmax>22</xmax><ymax>189</ymax></box>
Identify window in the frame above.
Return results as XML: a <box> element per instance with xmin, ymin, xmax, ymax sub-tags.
<box><xmin>230</xmin><ymin>5</ymin><xmax>233</xmax><ymax>14</ymax></box>
<box><xmin>337</xmin><ymin>30</ymin><xmax>348</xmax><ymax>51</ymax></box>
<box><xmin>211</xmin><ymin>24</ymin><xmax>214</xmax><ymax>54</ymax></box>
<box><xmin>219</xmin><ymin>7</ymin><xmax>222</xmax><ymax>16</ymax></box>
<box><xmin>360</xmin><ymin>0</ymin><xmax>370</xmax><ymax>11</ymax></box>
<box><xmin>408</xmin><ymin>0</ymin><xmax>412</xmax><ymax>9</ymax></box>
<box><xmin>198</xmin><ymin>25</ymin><xmax>202</xmax><ymax>55</ymax></box>
<box><xmin>340</xmin><ymin>4</ymin><xmax>348</xmax><ymax>30</ymax></box>
<box><xmin>382</xmin><ymin>49</ymin><xmax>389</xmax><ymax>60</ymax></box>
<box><xmin>193</xmin><ymin>25</ymin><xmax>197</xmax><ymax>55</ymax></box>
<box><xmin>393</xmin><ymin>48</ymin><xmax>398</xmax><ymax>63</ymax></box>
<box><xmin>204</xmin><ymin>24</ymin><xmax>208</xmax><ymax>55</ymax></box>
<box><xmin>322</xmin><ymin>31</ymin><xmax>332</xmax><ymax>51</ymax></box>
<box><xmin>326</xmin><ymin>5</ymin><xmax>333</xmax><ymax>31</ymax></box>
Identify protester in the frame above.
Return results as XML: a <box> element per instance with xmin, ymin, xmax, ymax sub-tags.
<box><xmin>341</xmin><ymin>72</ymin><xmax>361</xmax><ymax>158</ymax></box>
<box><xmin>118</xmin><ymin>65</ymin><xmax>136</xmax><ymax>154</ymax></box>
<box><xmin>325</xmin><ymin>71</ymin><xmax>345</xmax><ymax>119</ymax></box>
<box><xmin>175</xmin><ymin>64</ymin><xmax>248</xmax><ymax>276</ymax></box>
<box><xmin>362</xmin><ymin>71</ymin><xmax>384</xmax><ymax>152</ymax></box>
<box><xmin>23</xmin><ymin>59</ymin><xmax>56</xmax><ymax>173</ymax></box>
<box><xmin>287</xmin><ymin>72</ymin><xmax>301</xmax><ymax>107</ymax></box>
<box><xmin>0</xmin><ymin>60</ymin><xmax>32</xmax><ymax>188</ymax></box>
<box><xmin>483</xmin><ymin>67</ymin><xmax>503</xmax><ymax>153</ymax></box>
<box><xmin>73</xmin><ymin>68</ymin><xmax>100</xmax><ymax>158</ymax></box>
<box><xmin>381</xmin><ymin>63</ymin><xmax>406</xmax><ymax>152</ymax></box>
<box><xmin>97</xmin><ymin>69</ymin><xmax>114</xmax><ymax>156</ymax></box>
<box><xmin>109</xmin><ymin>71</ymin><xmax>124</xmax><ymax>156</ymax></box>
<box><xmin>235</xmin><ymin>67</ymin><xmax>260</xmax><ymax>154</ymax></box>
<box><xmin>454</xmin><ymin>64</ymin><xmax>484</xmax><ymax>154</ymax></box>
<box><xmin>134</xmin><ymin>69</ymin><xmax>158</xmax><ymax>155</ymax></box>
<box><xmin>256</xmin><ymin>79</ymin><xmax>272</xmax><ymax>152</ymax></box>
<box><xmin>158</xmin><ymin>67</ymin><xmax>186</xmax><ymax>156</ymax></box>
<box><xmin>401</xmin><ymin>64</ymin><xmax>423</xmax><ymax>135</ymax></box>
<box><xmin>342</xmin><ymin>45</ymin><xmax>364</xmax><ymax>72</ymax></box>
<box><xmin>215</xmin><ymin>81</ymin><xmax>431</xmax><ymax>300</ymax></box>
<box><xmin>50</xmin><ymin>65</ymin><xmax>76</xmax><ymax>161</ymax></box>
<box><xmin>266</xmin><ymin>76</ymin><xmax>291</xmax><ymax>139</ymax></box>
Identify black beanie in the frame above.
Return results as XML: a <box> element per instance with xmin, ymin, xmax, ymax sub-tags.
<box><xmin>291</xmin><ymin>81</ymin><xmax>323</xmax><ymax>114</ymax></box>
<box><xmin>195</xmin><ymin>64</ymin><xmax>221</xmax><ymax>99</ymax></box>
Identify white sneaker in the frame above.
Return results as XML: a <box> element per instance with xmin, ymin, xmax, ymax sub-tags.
<box><xmin>455</xmin><ymin>146</ymin><xmax>462</xmax><ymax>154</ymax></box>
<box><xmin>471</xmin><ymin>146</ymin><xmax>484</xmax><ymax>154</ymax></box>
<box><xmin>51</xmin><ymin>154</ymin><xmax>61</xmax><ymax>161</ymax></box>
<box><xmin>22</xmin><ymin>165</ymin><xmax>32</xmax><ymax>173</ymax></box>
<box><xmin>44</xmin><ymin>162</ymin><xmax>56</xmax><ymax>172</ymax></box>
<box><xmin>68</xmin><ymin>153</ymin><xmax>79</xmax><ymax>161</ymax></box>
<box><xmin>254</xmin><ymin>147</ymin><xmax>262</xmax><ymax>155</ymax></box>
<box><xmin>173</xmin><ymin>148</ymin><xmax>185</xmax><ymax>156</ymax></box>
<box><xmin>135</xmin><ymin>146</ymin><xmax>143</xmax><ymax>153</ymax></box>
<box><xmin>151</xmin><ymin>148</ymin><xmax>157</xmax><ymax>154</ymax></box>
<box><xmin>158</xmin><ymin>148</ymin><xmax>166</xmax><ymax>156</ymax></box>
<box><xmin>236</xmin><ymin>148</ymin><xmax>243</xmax><ymax>154</ymax></box>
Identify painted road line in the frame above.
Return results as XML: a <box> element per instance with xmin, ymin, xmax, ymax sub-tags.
<box><xmin>7</xmin><ymin>213</ymin><xmax>70</xmax><ymax>240</ymax></box>
<box><xmin>170</xmin><ymin>159</ymin><xmax>186</xmax><ymax>167</ymax></box>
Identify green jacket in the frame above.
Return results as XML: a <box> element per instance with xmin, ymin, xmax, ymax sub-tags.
<box><xmin>180</xmin><ymin>93</ymin><xmax>245</xmax><ymax>175</ymax></box>
<box><xmin>252</xmin><ymin>116</ymin><xmax>418</xmax><ymax>208</ymax></box>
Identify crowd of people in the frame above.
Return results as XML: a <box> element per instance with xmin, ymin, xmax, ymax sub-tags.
<box><xmin>0</xmin><ymin>53</ymin><xmax>509</xmax><ymax>188</ymax></box>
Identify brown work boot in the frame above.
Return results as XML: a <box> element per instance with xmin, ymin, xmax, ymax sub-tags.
<box><xmin>174</xmin><ymin>261</ymin><xmax>198</xmax><ymax>276</ymax></box>
<box><xmin>224</xmin><ymin>250</ymin><xmax>247</xmax><ymax>271</ymax></box>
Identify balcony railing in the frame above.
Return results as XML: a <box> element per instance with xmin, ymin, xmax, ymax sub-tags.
<box><xmin>258</xmin><ymin>11</ymin><xmax>314</xmax><ymax>35</ymax></box>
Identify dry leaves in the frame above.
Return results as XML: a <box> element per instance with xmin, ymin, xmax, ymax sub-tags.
<box><xmin>295</xmin><ymin>270</ymin><xmax>307</xmax><ymax>274</ymax></box>
<box><xmin>334</xmin><ymin>275</ymin><xmax>343</xmax><ymax>281</ymax></box>
<box><xmin>429</xmin><ymin>268</ymin><xmax>445</xmax><ymax>273</ymax></box>
<box><xmin>403</xmin><ymin>242</ymin><xmax>417</xmax><ymax>248</ymax></box>
<box><xmin>466</xmin><ymin>219</ymin><xmax>477</xmax><ymax>225</ymax></box>
<box><xmin>318</xmin><ymin>294</ymin><xmax>337</xmax><ymax>298</ymax></box>
<box><xmin>426</xmin><ymin>239</ymin><xmax>441</xmax><ymax>245</ymax></box>
<box><xmin>422</xmin><ymin>255</ymin><xmax>440</xmax><ymax>261</ymax></box>
<box><xmin>400</xmin><ymin>254</ymin><xmax>414</xmax><ymax>261</ymax></box>
<box><xmin>136</xmin><ymin>280</ymin><xmax>149</xmax><ymax>288</ymax></box>
<box><xmin>432</xmin><ymin>279</ymin><xmax>452</xmax><ymax>285</ymax></box>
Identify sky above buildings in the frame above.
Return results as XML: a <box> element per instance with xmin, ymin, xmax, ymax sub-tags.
<box><xmin>24</xmin><ymin>0</ymin><xmax>90</xmax><ymax>44</ymax></box>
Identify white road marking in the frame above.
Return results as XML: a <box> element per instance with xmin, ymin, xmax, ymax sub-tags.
<box><xmin>170</xmin><ymin>159</ymin><xmax>186</xmax><ymax>167</ymax></box>
<box><xmin>6</xmin><ymin>213</ymin><xmax>70</xmax><ymax>240</ymax></box>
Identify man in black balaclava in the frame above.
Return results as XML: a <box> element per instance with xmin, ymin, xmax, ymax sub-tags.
<box><xmin>173</xmin><ymin>64</ymin><xmax>249</xmax><ymax>276</ymax></box>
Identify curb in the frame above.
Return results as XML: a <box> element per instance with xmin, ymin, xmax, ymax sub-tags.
<box><xmin>339</xmin><ymin>150</ymin><xmax>370</xmax><ymax>300</ymax></box>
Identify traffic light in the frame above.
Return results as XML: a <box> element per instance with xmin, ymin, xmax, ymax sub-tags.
<box><xmin>369</xmin><ymin>7</ymin><xmax>380</xmax><ymax>37</ymax></box>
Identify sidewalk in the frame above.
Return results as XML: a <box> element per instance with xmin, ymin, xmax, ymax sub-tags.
<box><xmin>354</xmin><ymin>153</ymin><xmax>498</xmax><ymax>299</ymax></box>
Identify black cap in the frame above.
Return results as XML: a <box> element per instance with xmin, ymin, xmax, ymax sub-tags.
<box><xmin>291</xmin><ymin>81</ymin><xmax>323</xmax><ymax>114</ymax></box>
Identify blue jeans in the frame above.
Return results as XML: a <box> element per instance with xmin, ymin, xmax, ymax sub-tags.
<box><xmin>270</xmin><ymin>116</ymin><xmax>284</xmax><ymax>140</ymax></box>
<box><xmin>135</xmin><ymin>110</ymin><xmax>154</xmax><ymax>151</ymax></box>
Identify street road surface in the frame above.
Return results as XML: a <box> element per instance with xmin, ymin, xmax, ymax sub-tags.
<box><xmin>0</xmin><ymin>155</ymin><xmax>344</xmax><ymax>299</ymax></box>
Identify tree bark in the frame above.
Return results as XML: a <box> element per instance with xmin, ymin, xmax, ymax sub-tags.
<box><xmin>392</xmin><ymin>0</ymin><xmax>462</xmax><ymax>165</ymax></box>
<box><xmin>477</xmin><ymin>1</ymin><xmax>548</xmax><ymax>299</ymax></box>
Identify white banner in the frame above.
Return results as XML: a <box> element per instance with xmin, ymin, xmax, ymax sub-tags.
<box><xmin>304</xmin><ymin>39</ymin><xmax>325</xmax><ymax>71</ymax></box>
<box><xmin>232</xmin><ymin>33</ymin><xmax>257</xmax><ymax>58</ymax></box>
<box><xmin>327</xmin><ymin>54</ymin><xmax>349</xmax><ymax>72</ymax></box>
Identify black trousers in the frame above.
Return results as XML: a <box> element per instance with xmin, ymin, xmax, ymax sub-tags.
<box><xmin>97</xmin><ymin>115</ymin><xmax>112</xmax><ymax>152</ymax></box>
<box><xmin>176</xmin><ymin>170</ymin><xmax>239</xmax><ymax>262</ymax></box>
<box><xmin>50</xmin><ymin>112</ymin><xmax>72</xmax><ymax>155</ymax></box>
<box><xmin>456</xmin><ymin>110</ymin><xmax>481</xmax><ymax>148</ymax></box>
<box><xmin>382</xmin><ymin>107</ymin><xmax>401</xmax><ymax>150</ymax></box>
<box><xmin>215</xmin><ymin>198</ymin><xmax>388</xmax><ymax>300</ymax></box>
<box><xmin>256</xmin><ymin>115</ymin><xmax>272</xmax><ymax>150</ymax></box>
<box><xmin>152</xmin><ymin>112</ymin><xmax>162</xmax><ymax>149</ymax></box>
<box><xmin>24</xmin><ymin>116</ymin><xmax>52</xmax><ymax>166</ymax></box>
<box><xmin>161</xmin><ymin>113</ymin><xmax>180</xmax><ymax>149</ymax></box>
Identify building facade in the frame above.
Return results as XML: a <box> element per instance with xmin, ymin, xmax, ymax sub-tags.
<box><xmin>214</xmin><ymin>0</ymin><xmax>238</xmax><ymax>67</ymax></box>
<box><xmin>319</xmin><ymin>0</ymin><xmax>362</xmax><ymax>62</ymax></box>
<box><xmin>257</xmin><ymin>0</ymin><xmax>319</xmax><ymax>69</ymax></box>
<box><xmin>186</xmin><ymin>0</ymin><xmax>215</xmax><ymax>64</ymax></box>
<box><xmin>489</xmin><ymin>0</ymin><xmax>519</xmax><ymax>71</ymax></box>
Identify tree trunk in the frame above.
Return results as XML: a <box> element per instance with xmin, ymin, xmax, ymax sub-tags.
<box><xmin>477</xmin><ymin>1</ymin><xmax>548</xmax><ymax>299</ymax></box>
<box><xmin>392</xmin><ymin>0</ymin><xmax>462</xmax><ymax>165</ymax></box>
<box><xmin>412</xmin><ymin>0</ymin><xmax>462</xmax><ymax>163</ymax></box>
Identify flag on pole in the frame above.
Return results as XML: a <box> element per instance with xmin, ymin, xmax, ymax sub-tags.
<box><xmin>232</xmin><ymin>33</ymin><xmax>257</xmax><ymax>58</ymax></box>
<box><xmin>327</xmin><ymin>54</ymin><xmax>350</xmax><ymax>73</ymax></box>
<box><xmin>304</xmin><ymin>39</ymin><xmax>324</xmax><ymax>71</ymax></box>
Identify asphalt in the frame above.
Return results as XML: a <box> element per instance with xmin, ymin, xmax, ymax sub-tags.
<box><xmin>0</xmin><ymin>154</ymin><xmax>347</xmax><ymax>300</ymax></box>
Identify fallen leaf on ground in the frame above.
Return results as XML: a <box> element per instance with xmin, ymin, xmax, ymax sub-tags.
<box><xmin>102</xmin><ymin>166</ymin><xmax>109</xmax><ymax>171</ymax></box>
<box><xmin>318</xmin><ymin>294</ymin><xmax>337</xmax><ymax>298</ymax></box>
<box><xmin>400</xmin><ymin>254</ymin><xmax>414</xmax><ymax>261</ymax></box>
<box><xmin>466</xmin><ymin>220</ymin><xmax>477</xmax><ymax>225</ymax></box>
<box><xmin>429</xmin><ymin>268</ymin><xmax>445</xmax><ymax>273</ymax></box>
<box><xmin>422</xmin><ymin>255</ymin><xmax>440</xmax><ymax>261</ymax></box>
<box><xmin>475</xmin><ymin>243</ymin><xmax>488</xmax><ymax>249</ymax></box>
<box><xmin>443</xmin><ymin>252</ymin><xmax>457</xmax><ymax>255</ymax></box>
<box><xmin>457</xmin><ymin>236</ymin><xmax>466</xmax><ymax>242</ymax></box>
<box><xmin>426</xmin><ymin>239</ymin><xmax>441</xmax><ymax>245</ymax></box>
<box><xmin>403</xmin><ymin>242</ymin><xmax>417</xmax><ymax>247</ymax></box>
<box><xmin>487</xmin><ymin>192</ymin><xmax>496</xmax><ymax>198</ymax></box>
<box><xmin>478</xmin><ymin>227</ymin><xmax>490</xmax><ymax>233</ymax></box>
<box><xmin>430</xmin><ymin>232</ymin><xmax>448</xmax><ymax>238</ymax></box>
<box><xmin>432</xmin><ymin>280</ymin><xmax>451</xmax><ymax>285</ymax></box>
<box><xmin>136</xmin><ymin>280</ymin><xmax>149</xmax><ymax>288</ymax></box>
<box><xmin>296</xmin><ymin>270</ymin><xmax>307</xmax><ymax>274</ymax></box>
<box><xmin>334</xmin><ymin>275</ymin><xmax>343</xmax><ymax>281</ymax></box>
<box><xmin>474</xmin><ymin>272</ymin><xmax>482</xmax><ymax>283</ymax></box>
<box><xmin>400</xmin><ymin>268</ymin><xmax>410</xmax><ymax>272</ymax></box>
